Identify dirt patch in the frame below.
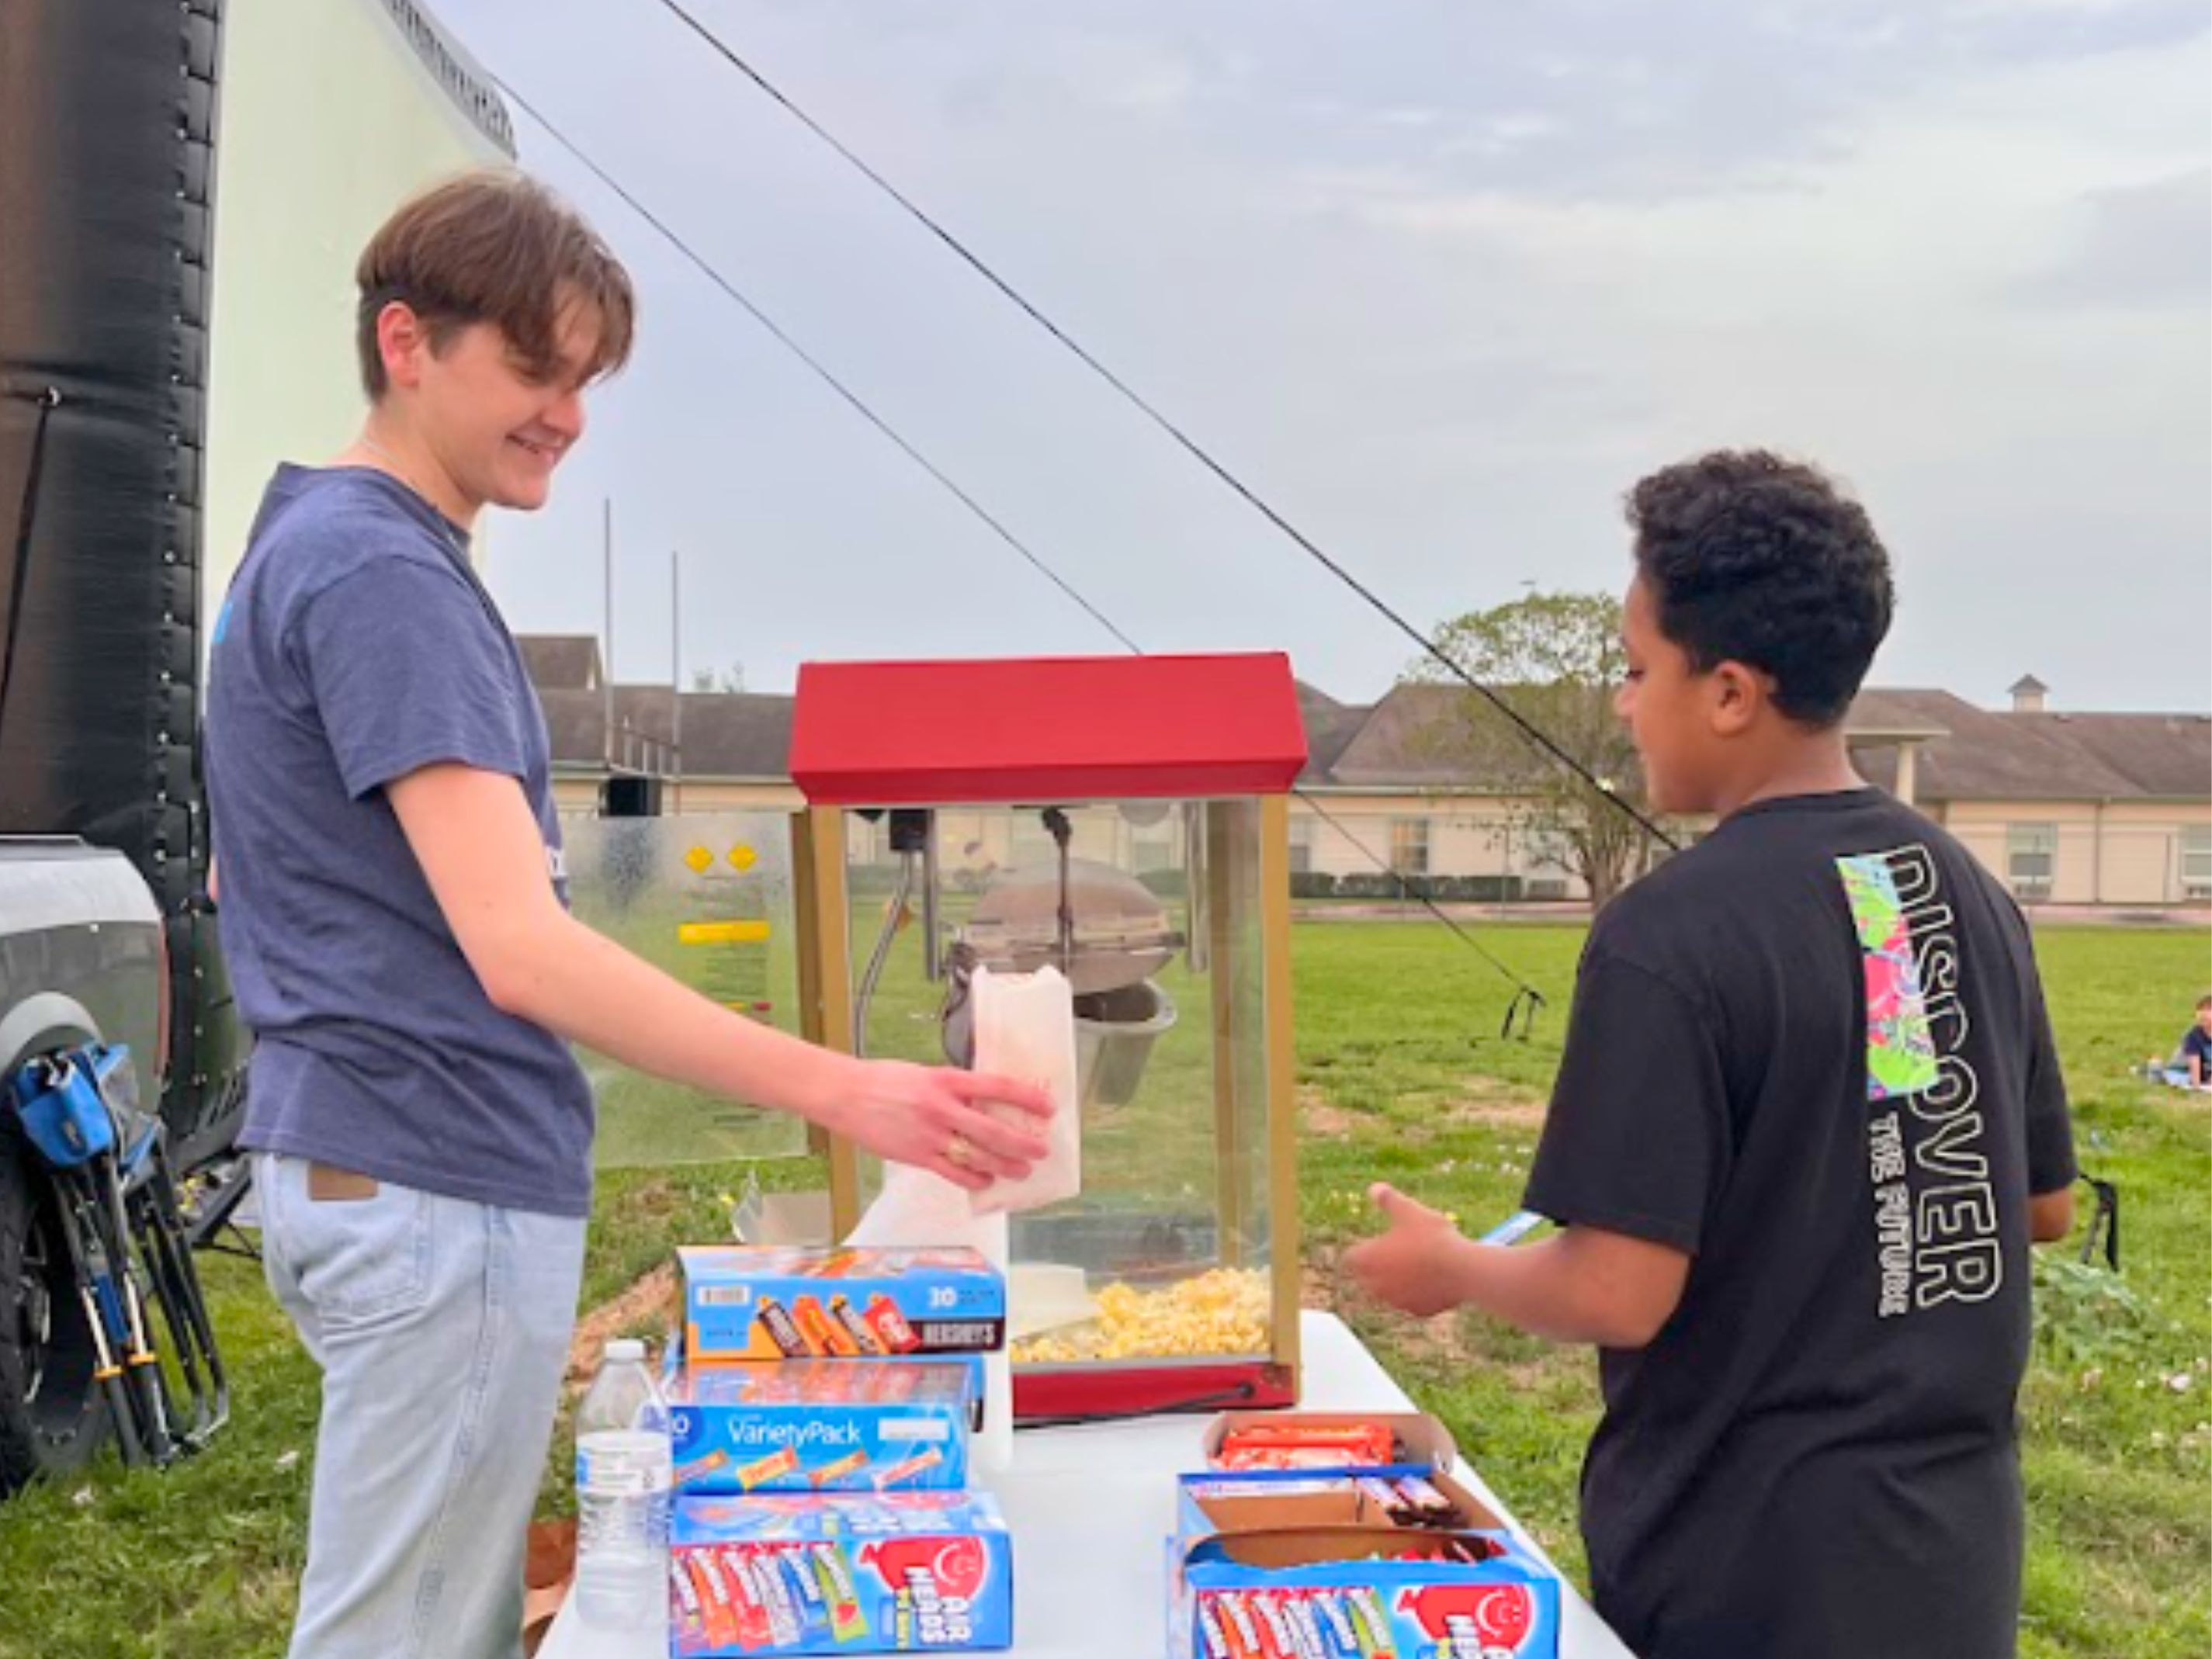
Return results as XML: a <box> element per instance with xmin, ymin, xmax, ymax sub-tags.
<box><xmin>565</xmin><ymin>1262</ymin><xmax>680</xmax><ymax>1391</ymax></box>
<box><xmin>1441</xmin><ymin>1077</ymin><xmax>1546</xmax><ymax>1130</ymax></box>
<box><xmin>1387</xmin><ymin>1313</ymin><xmax>1469</xmax><ymax>1366</ymax></box>
<box><xmin>1299</xmin><ymin>1085</ymin><xmax>1362</xmax><ymax>1139</ymax></box>
<box><xmin>615</xmin><ymin>1176</ymin><xmax>681</xmax><ymax>1224</ymax></box>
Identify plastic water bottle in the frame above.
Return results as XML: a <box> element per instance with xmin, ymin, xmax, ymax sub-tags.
<box><xmin>574</xmin><ymin>1337</ymin><xmax>673</xmax><ymax>1627</ymax></box>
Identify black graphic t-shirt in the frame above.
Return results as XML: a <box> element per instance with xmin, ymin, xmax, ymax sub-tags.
<box><xmin>1523</xmin><ymin>789</ymin><xmax>2075</xmax><ymax>1659</ymax></box>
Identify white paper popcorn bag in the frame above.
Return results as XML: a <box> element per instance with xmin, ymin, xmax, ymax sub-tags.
<box><xmin>969</xmin><ymin>965</ymin><xmax>1081</xmax><ymax>1216</ymax></box>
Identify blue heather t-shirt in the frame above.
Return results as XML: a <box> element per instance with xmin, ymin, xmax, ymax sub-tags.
<box><xmin>206</xmin><ymin>465</ymin><xmax>594</xmax><ymax>1217</ymax></box>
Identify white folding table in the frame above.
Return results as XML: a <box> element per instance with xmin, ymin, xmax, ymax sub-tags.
<box><xmin>541</xmin><ymin>1311</ymin><xmax>1637</xmax><ymax>1657</ymax></box>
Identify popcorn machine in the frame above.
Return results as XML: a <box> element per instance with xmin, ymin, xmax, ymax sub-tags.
<box><xmin>789</xmin><ymin>654</ymin><xmax>1307</xmax><ymax>1420</ymax></box>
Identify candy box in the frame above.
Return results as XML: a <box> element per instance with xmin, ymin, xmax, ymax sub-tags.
<box><xmin>671</xmin><ymin>1490</ymin><xmax>1014</xmax><ymax>1655</ymax></box>
<box><xmin>666</xmin><ymin>1359</ymin><xmax>976</xmax><ymax>1494</ymax></box>
<box><xmin>1176</xmin><ymin>1466</ymin><xmax>1508</xmax><ymax>1543</ymax></box>
<box><xmin>1170</xmin><ymin>1530</ymin><xmax>1560</xmax><ymax>1659</ymax></box>
<box><xmin>1168</xmin><ymin>1467</ymin><xmax>1561</xmax><ymax>1659</ymax></box>
<box><xmin>681</xmin><ymin>1245</ymin><xmax>1006</xmax><ymax>1362</ymax></box>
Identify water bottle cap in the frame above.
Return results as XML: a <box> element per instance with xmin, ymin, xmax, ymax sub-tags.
<box><xmin>604</xmin><ymin>1338</ymin><xmax>646</xmax><ymax>1363</ymax></box>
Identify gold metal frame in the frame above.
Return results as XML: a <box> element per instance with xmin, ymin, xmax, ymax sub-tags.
<box><xmin>799</xmin><ymin>808</ymin><xmax>865</xmax><ymax>1232</ymax></box>
<box><xmin>805</xmin><ymin>795</ymin><xmax>1302</xmax><ymax>1395</ymax></box>
<box><xmin>1258</xmin><ymin>794</ymin><xmax>1302</xmax><ymax>1385</ymax></box>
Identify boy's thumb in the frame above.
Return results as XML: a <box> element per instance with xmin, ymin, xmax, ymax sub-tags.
<box><xmin>1369</xmin><ymin>1182</ymin><xmax>1418</xmax><ymax>1223</ymax></box>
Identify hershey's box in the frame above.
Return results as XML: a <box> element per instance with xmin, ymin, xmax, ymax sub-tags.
<box><xmin>680</xmin><ymin>1245</ymin><xmax>1005</xmax><ymax>1363</ymax></box>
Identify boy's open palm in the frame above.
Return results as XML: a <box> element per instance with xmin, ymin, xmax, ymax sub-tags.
<box><xmin>1343</xmin><ymin>1183</ymin><xmax>1468</xmax><ymax>1318</ymax></box>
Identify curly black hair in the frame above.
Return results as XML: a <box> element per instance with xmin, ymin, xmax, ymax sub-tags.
<box><xmin>1625</xmin><ymin>450</ymin><xmax>1895</xmax><ymax>729</ymax></box>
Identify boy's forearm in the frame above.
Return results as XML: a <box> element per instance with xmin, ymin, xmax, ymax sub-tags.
<box><xmin>491</xmin><ymin>910</ymin><xmax>860</xmax><ymax>1134</ymax></box>
<box><xmin>2028</xmin><ymin>1187</ymin><xmax>2075</xmax><ymax>1243</ymax></box>
<box><xmin>1439</xmin><ymin>1232</ymin><xmax>1664</xmax><ymax>1348</ymax></box>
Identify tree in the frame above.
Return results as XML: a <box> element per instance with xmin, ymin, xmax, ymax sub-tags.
<box><xmin>688</xmin><ymin>660</ymin><xmax>747</xmax><ymax>694</ymax></box>
<box><xmin>1406</xmin><ymin>591</ymin><xmax>1656</xmax><ymax>910</ymax></box>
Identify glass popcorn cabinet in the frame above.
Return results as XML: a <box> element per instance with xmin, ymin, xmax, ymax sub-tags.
<box><xmin>789</xmin><ymin>654</ymin><xmax>1307</xmax><ymax>1421</ymax></box>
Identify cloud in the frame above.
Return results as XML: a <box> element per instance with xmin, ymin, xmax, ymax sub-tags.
<box><xmin>435</xmin><ymin>0</ymin><xmax>2209</xmax><ymax>712</ymax></box>
<box><xmin>1132</xmin><ymin>0</ymin><xmax>2210</xmax><ymax>204</ymax></box>
<box><xmin>2015</xmin><ymin>169</ymin><xmax>2212</xmax><ymax>308</ymax></box>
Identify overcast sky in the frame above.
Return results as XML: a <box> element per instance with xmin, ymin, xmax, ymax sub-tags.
<box><xmin>435</xmin><ymin>0</ymin><xmax>2210</xmax><ymax>712</ymax></box>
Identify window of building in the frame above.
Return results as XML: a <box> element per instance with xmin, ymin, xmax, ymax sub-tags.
<box><xmin>1389</xmin><ymin>817</ymin><xmax>1431</xmax><ymax>878</ymax></box>
<box><xmin>2007</xmin><ymin>823</ymin><xmax>2057</xmax><ymax>899</ymax></box>
<box><xmin>2181</xmin><ymin>823</ymin><xmax>2212</xmax><ymax>900</ymax></box>
<box><xmin>1288</xmin><ymin>814</ymin><xmax>1315</xmax><ymax>876</ymax></box>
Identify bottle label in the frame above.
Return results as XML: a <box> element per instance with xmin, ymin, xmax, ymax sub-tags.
<box><xmin>577</xmin><ymin>1439</ymin><xmax>674</xmax><ymax>1497</ymax></box>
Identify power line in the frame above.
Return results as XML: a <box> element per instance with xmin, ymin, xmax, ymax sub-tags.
<box><xmin>499</xmin><ymin>81</ymin><xmax>1548</xmax><ymax>1017</ymax></box>
<box><xmin>494</xmin><ymin>78</ymin><xmax>1140</xmax><ymax>656</ymax></box>
<box><xmin>651</xmin><ymin>0</ymin><xmax>1676</xmax><ymax>855</ymax></box>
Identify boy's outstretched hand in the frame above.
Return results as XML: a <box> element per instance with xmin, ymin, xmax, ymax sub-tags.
<box><xmin>1342</xmin><ymin>1183</ymin><xmax>1469</xmax><ymax>1318</ymax></box>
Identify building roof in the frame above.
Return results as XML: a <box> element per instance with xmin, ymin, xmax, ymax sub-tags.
<box><xmin>517</xmin><ymin>634</ymin><xmax>601</xmax><ymax>692</ymax></box>
<box><xmin>515</xmin><ymin>637</ymin><xmax>2207</xmax><ymax>802</ymax></box>
<box><xmin>1834</xmin><ymin>686</ymin><xmax>1958</xmax><ymax>743</ymax></box>
<box><xmin>1321</xmin><ymin>684</ymin><xmax>1496</xmax><ymax>788</ymax></box>
<box><xmin>1848</xmin><ymin>691</ymin><xmax>2209</xmax><ymax>802</ymax></box>
<box><xmin>1295</xmin><ymin>682</ymin><xmax>1368</xmax><ymax>785</ymax></box>
<box><xmin>537</xmin><ymin>685</ymin><xmax>794</xmax><ymax>779</ymax></box>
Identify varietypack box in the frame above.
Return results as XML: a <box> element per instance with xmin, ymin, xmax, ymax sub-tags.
<box><xmin>671</xmin><ymin>1490</ymin><xmax>1014</xmax><ymax>1655</ymax></box>
<box><xmin>666</xmin><ymin>1359</ymin><xmax>976</xmax><ymax>1495</ymax></box>
<box><xmin>680</xmin><ymin>1246</ymin><xmax>1006</xmax><ymax>1362</ymax></box>
<box><xmin>1170</xmin><ymin>1467</ymin><xmax>1560</xmax><ymax>1659</ymax></box>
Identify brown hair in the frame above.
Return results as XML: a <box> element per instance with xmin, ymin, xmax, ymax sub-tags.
<box><xmin>355</xmin><ymin>169</ymin><xmax>636</xmax><ymax>399</ymax></box>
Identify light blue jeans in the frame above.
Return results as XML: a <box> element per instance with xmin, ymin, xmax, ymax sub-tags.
<box><xmin>255</xmin><ymin>1154</ymin><xmax>588</xmax><ymax>1659</ymax></box>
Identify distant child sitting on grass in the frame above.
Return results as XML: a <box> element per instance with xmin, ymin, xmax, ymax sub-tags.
<box><xmin>2165</xmin><ymin>993</ymin><xmax>2212</xmax><ymax>1088</ymax></box>
<box><xmin>1345</xmin><ymin>450</ymin><xmax>2079</xmax><ymax>1659</ymax></box>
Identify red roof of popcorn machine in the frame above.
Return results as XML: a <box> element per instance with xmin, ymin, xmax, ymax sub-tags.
<box><xmin>789</xmin><ymin>653</ymin><xmax>1308</xmax><ymax>805</ymax></box>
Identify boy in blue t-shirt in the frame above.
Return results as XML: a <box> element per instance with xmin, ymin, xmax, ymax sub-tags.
<box><xmin>209</xmin><ymin>171</ymin><xmax>1048</xmax><ymax>1659</ymax></box>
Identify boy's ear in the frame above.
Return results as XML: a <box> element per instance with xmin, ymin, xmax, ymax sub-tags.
<box><xmin>376</xmin><ymin>300</ymin><xmax>432</xmax><ymax>393</ymax></box>
<box><xmin>1708</xmin><ymin>659</ymin><xmax>1769</xmax><ymax>736</ymax></box>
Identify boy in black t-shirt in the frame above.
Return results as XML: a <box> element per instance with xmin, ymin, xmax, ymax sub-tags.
<box><xmin>1345</xmin><ymin>451</ymin><xmax>2078</xmax><ymax>1659</ymax></box>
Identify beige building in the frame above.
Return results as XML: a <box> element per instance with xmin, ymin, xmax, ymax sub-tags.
<box><xmin>522</xmin><ymin>638</ymin><xmax>2210</xmax><ymax>911</ymax></box>
<box><xmin>1850</xmin><ymin>681</ymin><xmax>2212</xmax><ymax>908</ymax></box>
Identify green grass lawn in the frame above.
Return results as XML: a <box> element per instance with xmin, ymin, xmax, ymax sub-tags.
<box><xmin>0</xmin><ymin>920</ymin><xmax>2203</xmax><ymax>1657</ymax></box>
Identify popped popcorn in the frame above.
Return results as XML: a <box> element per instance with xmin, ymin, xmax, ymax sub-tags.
<box><xmin>1011</xmin><ymin>1267</ymin><xmax>1271</xmax><ymax>1363</ymax></box>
